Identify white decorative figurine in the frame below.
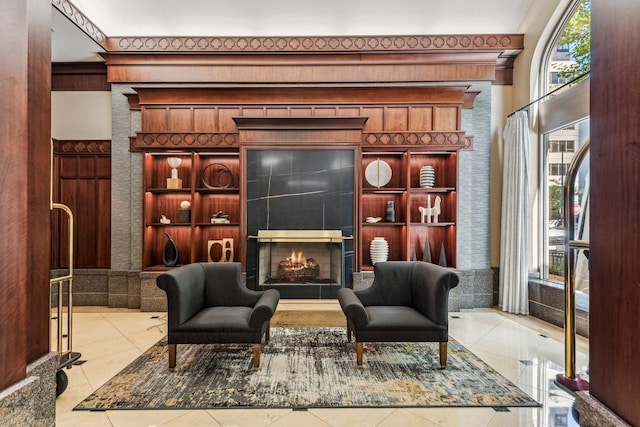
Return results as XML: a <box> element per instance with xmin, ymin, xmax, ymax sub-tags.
<box><xmin>419</xmin><ymin>195</ymin><xmax>442</xmax><ymax>223</ymax></box>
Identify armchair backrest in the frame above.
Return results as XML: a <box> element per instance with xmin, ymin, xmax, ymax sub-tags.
<box><xmin>356</xmin><ymin>261</ymin><xmax>415</xmax><ymax>306</ymax></box>
<box><xmin>157</xmin><ymin>263</ymin><xmax>206</xmax><ymax>329</ymax></box>
<box><xmin>201</xmin><ymin>262</ymin><xmax>261</xmax><ymax>307</ymax></box>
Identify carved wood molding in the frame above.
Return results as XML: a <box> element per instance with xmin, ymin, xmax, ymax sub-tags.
<box><xmin>51</xmin><ymin>0</ymin><xmax>107</xmax><ymax>47</ymax></box>
<box><xmin>52</xmin><ymin>139</ymin><xmax>111</xmax><ymax>154</ymax></box>
<box><xmin>133</xmin><ymin>133</ymin><xmax>239</xmax><ymax>149</ymax></box>
<box><xmin>363</xmin><ymin>132</ymin><xmax>467</xmax><ymax>148</ymax></box>
<box><xmin>463</xmin><ymin>135</ymin><xmax>474</xmax><ymax>151</ymax></box>
<box><xmin>106</xmin><ymin>34</ymin><xmax>523</xmax><ymax>54</ymax></box>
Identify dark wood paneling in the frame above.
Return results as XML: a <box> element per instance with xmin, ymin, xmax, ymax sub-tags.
<box><xmin>0</xmin><ymin>0</ymin><xmax>30</xmax><ymax>390</ymax></box>
<box><xmin>52</xmin><ymin>62</ymin><xmax>109</xmax><ymax>91</ymax></box>
<box><xmin>52</xmin><ymin>141</ymin><xmax>111</xmax><ymax>269</ymax></box>
<box><xmin>590</xmin><ymin>0</ymin><xmax>640</xmax><ymax>425</ymax></box>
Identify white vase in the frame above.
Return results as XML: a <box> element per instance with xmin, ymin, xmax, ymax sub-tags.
<box><xmin>420</xmin><ymin>165</ymin><xmax>435</xmax><ymax>188</ymax></box>
<box><xmin>370</xmin><ymin>237</ymin><xmax>389</xmax><ymax>264</ymax></box>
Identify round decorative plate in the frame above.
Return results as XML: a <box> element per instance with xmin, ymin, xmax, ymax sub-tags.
<box><xmin>365</xmin><ymin>160</ymin><xmax>392</xmax><ymax>188</ymax></box>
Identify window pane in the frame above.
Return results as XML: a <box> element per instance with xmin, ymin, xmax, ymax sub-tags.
<box><xmin>544</xmin><ymin>120</ymin><xmax>590</xmax><ymax>282</ymax></box>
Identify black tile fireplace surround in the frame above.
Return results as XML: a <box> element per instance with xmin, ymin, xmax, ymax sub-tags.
<box><xmin>245</xmin><ymin>149</ymin><xmax>355</xmax><ymax>298</ymax></box>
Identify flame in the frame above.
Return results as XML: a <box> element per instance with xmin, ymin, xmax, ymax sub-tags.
<box><xmin>287</xmin><ymin>250</ymin><xmax>310</xmax><ymax>269</ymax></box>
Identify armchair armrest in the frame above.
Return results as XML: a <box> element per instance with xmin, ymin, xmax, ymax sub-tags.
<box><xmin>157</xmin><ymin>264</ymin><xmax>206</xmax><ymax>330</ymax></box>
<box><xmin>411</xmin><ymin>262</ymin><xmax>459</xmax><ymax>326</ymax></box>
<box><xmin>249</xmin><ymin>289</ymin><xmax>280</xmax><ymax>328</ymax></box>
<box><xmin>337</xmin><ymin>288</ymin><xmax>369</xmax><ymax>326</ymax></box>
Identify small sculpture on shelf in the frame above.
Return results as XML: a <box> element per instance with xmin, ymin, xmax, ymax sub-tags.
<box><xmin>166</xmin><ymin>157</ymin><xmax>183</xmax><ymax>189</ymax></box>
<box><xmin>386</xmin><ymin>201</ymin><xmax>396</xmax><ymax>222</ymax></box>
<box><xmin>419</xmin><ymin>195</ymin><xmax>441</xmax><ymax>224</ymax></box>
<box><xmin>162</xmin><ymin>232</ymin><xmax>178</xmax><ymax>267</ymax></box>
<box><xmin>208</xmin><ymin>238</ymin><xmax>234</xmax><ymax>262</ymax></box>
<box><xmin>179</xmin><ymin>200</ymin><xmax>191</xmax><ymax>223</ymax></box>
<box><xmin>159</xmin><ymin>215</ymin><xmax>171</xmax><ymax>224</ymax></box>
<box><xmin>210</xmin><ymin>211</ymin><xmax>230</xmax><ymax>224</ymax></box>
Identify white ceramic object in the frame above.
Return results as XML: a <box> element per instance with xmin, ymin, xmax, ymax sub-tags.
<box><xmin>420</xmin><ymin>165</ymin><xmax>435</xmax><ymax>188</ymax></box>
<box><xmin>180</xmin><ymin>200</ymin><xmax>191</xmax><ymax>209</ymax></box>
<box><xmin>370</xmin><ymin>237</ymin><xmax>389</xmax><ymax>264</ymax></box>
<box><xmin>167</xmin><ymin>157</ymin><xmax>182</xmax><ymax>179</ymax></box>
<box><xmin>365</xmin><ymin>159</ymin><xmax>392</xmax><ymax>188</ymax></box>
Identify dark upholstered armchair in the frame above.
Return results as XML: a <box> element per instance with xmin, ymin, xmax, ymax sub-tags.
<box><xmin>156</xmin><ymin>262</ymin><xmax>280</xmax><ymax>370</ymax></box>
<box><xmin>337</xmin><ymin>261</ymin><xmax>459</xmax><ymax>367</ymax></box>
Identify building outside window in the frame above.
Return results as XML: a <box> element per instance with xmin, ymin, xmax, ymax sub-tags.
<box><xmin>540</xmin><ymin>0</ymin><xmax>590</xmax><ymax>291</ymax></box>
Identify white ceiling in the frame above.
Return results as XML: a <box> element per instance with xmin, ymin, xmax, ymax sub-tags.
<box><xmin>52</xmin><ymin>0</ymin><xmax>535</xmax><ymax>62</ymax></box>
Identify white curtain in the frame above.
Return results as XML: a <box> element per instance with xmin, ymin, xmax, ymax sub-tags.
<box><xmin>499</xmin><ymin>111</ymin><xmax>530</xmax><ymax>314</ymax></box>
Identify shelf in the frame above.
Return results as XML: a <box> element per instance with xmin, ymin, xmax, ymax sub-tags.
<box><xmin>195</xmin><ymin>222</ymin><xmax>240</xmax><ymax>227</ymax></box>
<box><xmin>146</xmin><ymin>222</ymin><xmax>191</xmax><ymax>227</ymax></box>
<box><xmin>363</xmin><ymin>188</ymin><xmax>406</xmax><ymax>194</ymax></box>
<box><xmin>146</xmin><ymin>188</ymin><xmax>192</xmax><ymax>194</ymax></box>
<box><xmin>362</xmin><ymin>222</ymin><xmax>406</xmax><ymax>227</ymax></box>
<box><xmin>410</xmin><ymin>222</ymin><xmax>455</xmax><ymax>227</ymax></box>
<box><xmin>195</xmin><ymin>187</ymin><xmax>239</xmax><ymax>194</ymax></box>
<box><xmin>410</xmin><ymin>187</ymin><xmax>456</xmax><ymax>193</ymax></box>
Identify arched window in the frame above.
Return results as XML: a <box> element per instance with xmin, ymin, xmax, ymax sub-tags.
<box><xmin>539</xmin><ymin>0</ymin><xmax>590</xmax><ymax>311</ymax></box>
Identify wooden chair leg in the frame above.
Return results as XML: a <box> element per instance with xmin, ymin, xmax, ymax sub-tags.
<box><xmin>356</xmin><ymin>342</ymin><xmax>363</xmax><ymax>366</ymax></box>
<box><xmin>265</xmin><ymin>322</ymin><xmax>271</xmax><ymax>343</ymax></box>
<box><xmin>346</xmin><ymin>323</ymin><xmax>352</xmax><ymax>342</ymax></box>
<box><xmin>253</xmin><ymin>343</ymin><xmax>261</xmax><ymax>369</ymax></box>
<box><xmin>439</xmin><ymin>342</ymin><xmax>448</xmax><ymax>369</ymax></box>
<box><xmin>168</xmin><ymin>344</ymin><xmax>176</xmax><ymax>371</ymax></box>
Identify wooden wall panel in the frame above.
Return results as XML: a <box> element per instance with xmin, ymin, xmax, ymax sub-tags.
<box><xmin>194</xmin><ymin>108</ymin><xmax>217</xmax><ymax>131</ymax></box>
<box><xmin>241</xmin><ymin>107</ymin><xmax>266</xmax><ymax>117</ymax></box>
<box><xmin>168</xmin><ymin>108</ymin><xmax>193</xmax><ymax>131</ymax></box>
<box><xmin>314</xmin><ymin>107</ymin><xmax>337</xmax><ymax>117</ymax></box>
<box><xmin>362</xmin><ymin>107</ymin><xmax>384</xmax><ymax>131</ymax></box>
<box><xmin>218</xmin><ymin>108</ymin><xmax>241</xmax><ymax>132</ymax></box>
<box><xmin>434</xmin><ymin>106</ymin><xmax>459</xmax><ymax>130</ymax></box>
<box><xmin>142</xmin><ymin>107</ymin><xmax>168</xmax><ymax>132</ymax></box>
<box><xmin>589</xmin><ymin>0</ymin><xmax>640</xmax><ymax>425</ymax></box>
<box><xmin>385</xmin><ymin>107</ymin><xmax>409</xmax><ymax>131</ymax></box>
<box><xmin>265</xmin><ymin>107</ymin><xmax>289</xmax><ymax>117</ymax></box>
<box><xmin>409</xmin><ymin>107</ymin><xmax>433</xmax><ymax>131</ymax></box>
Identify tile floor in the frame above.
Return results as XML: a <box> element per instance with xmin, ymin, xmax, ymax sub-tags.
<box><xmin>55</xmin><ymin>307</ymin><xmax>589</xmax><ymax>426</ymax></box>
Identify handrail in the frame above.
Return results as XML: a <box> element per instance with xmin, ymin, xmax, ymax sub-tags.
<box><xmin>557</xmin><ymin>139</ymin><xmax>590</xmax><ymax>391</ymax></box>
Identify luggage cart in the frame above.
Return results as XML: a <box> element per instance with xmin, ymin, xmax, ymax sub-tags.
<box><xmin>50</xmin><ymin>141</ymin><xmax>81</xmax><ymax>397</ymax></box>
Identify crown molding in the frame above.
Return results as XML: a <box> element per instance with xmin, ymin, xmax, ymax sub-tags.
<box><xmin>104</xmin><ymin>34</ymin><xmax>523</xmax><ymax>54</ymax></box>
<box><xmin>52</xmin><ymin>0</ymin><xmax>107</xmax><ymax>48</ymax></box>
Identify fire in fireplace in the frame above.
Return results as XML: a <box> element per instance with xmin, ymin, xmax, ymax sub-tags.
<box><xmin>277</xmin><ymin>250</ymin><xmax>320</xmax><ymax>281</ymax></box>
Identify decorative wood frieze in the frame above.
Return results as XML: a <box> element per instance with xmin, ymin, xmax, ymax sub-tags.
<box><xmin>464</xmin><ymin>135</ymin><xmax>474</xmax><ymax>151</ymax></box>
<box><xmin>51</xmin><ymin>0</ymin><xmax>107</xmax><ymax>47</ymax></box>
<box><xmin>52</xmin><ymin>139</ymin><xmax>111</xmax><ymax>154</ymax></box>
<box><xmin>105</xmin><ymin>34</ymin><xmax>523</xmax><ymax>54</ymax></box>
<box><xmin>363</xmin><ymin>132</ymin><xmax>467</xmax><ymax>148</ymax></box>
<box><xmin>133</xmin><ymin>133</ymin><xmax>239</xmax><ymax>149</ymax></box>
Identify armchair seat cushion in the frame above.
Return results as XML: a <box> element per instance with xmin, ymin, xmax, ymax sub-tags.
<box><xmin>365</xmin><ymin>306</ymin><xmax>443</xmax><ymax>332</ymax></box>
<box><xmin>176</xmin><ymin>306</ymin><xmax>253</xmax><ymax>333</ymax></box>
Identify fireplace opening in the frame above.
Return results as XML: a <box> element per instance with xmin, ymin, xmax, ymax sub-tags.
<box><xmin>256</xmin><ymin>230</ymin><xmax>345</xmax><ymax>289</ymax></box>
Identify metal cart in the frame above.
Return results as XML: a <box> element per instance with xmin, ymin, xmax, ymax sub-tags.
<box><xmin>50</xmin><ymin>141</ymin><xmax>81</xmax><ymax>397</ymax></box>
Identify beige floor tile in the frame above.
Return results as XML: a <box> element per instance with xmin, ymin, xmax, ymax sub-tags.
<box><xmin>106</xmin><ymin>409</ymin><xmax>210</xmax><ymax>427</ymax></box>
<box><xmin>486</xmin><ymin>407</ymin><xmax>545</xmax><ymax>427</ymax></box>
<box><xmin>406</xmin><ymin>407</ymin><xmax>496</xmax><ymax>427</ymax></box>
<box><xmin>55</xmin><ymin>409</ymin><xmax>113</xmax><ymax>427</ymax></box>
<box><xmin>207</xmin><ymin>408</ymin><xmax>292</xmax><ymax>427</ymax></box>
<box><xmin>266</xmin><ymin>410</ymin><xmax>332</xmax><ymax>427</ymax></box>
<box><xmin>377</xmin><ymin>408</ymin><xmax>440</xmax><ymax>426</ymax></box>
<box><xmin>310</xmin><ymin>407</ymin><xmax>396</xmax><ymax>427</ymax></box>
<box><xmin>72</xmin><ymin>333</ymin><xmax>139</xmax><ymax>362</ymax></box>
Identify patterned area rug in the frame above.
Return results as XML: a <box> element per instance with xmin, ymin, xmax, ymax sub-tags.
<box><xmin>75</xmin><ymin>327</ymin><xmax>539</xmax><ymax>410</ymax></box>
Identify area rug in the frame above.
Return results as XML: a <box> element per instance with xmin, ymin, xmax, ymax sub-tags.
<box><xmin>75</xmin><ymin>327</ymin><xmax>539</xmax><ymax>410</ymax></box>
